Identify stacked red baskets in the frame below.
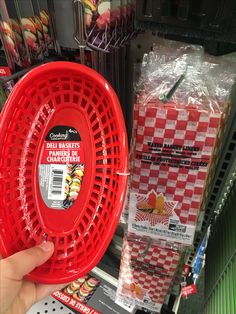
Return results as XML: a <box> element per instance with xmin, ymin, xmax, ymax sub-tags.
<box><xmin>0</xmin><ymin>62</ymin><xmax>128</xmax><ymax>284</ymax></box>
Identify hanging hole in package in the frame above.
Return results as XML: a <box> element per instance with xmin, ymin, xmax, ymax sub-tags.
<box><xmin>127</xmin><ymin>38</ymin><xmax>236</xmax><ymax>246</ymax></box>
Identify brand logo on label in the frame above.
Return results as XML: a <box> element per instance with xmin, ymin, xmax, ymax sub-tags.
<box><xmin>49</xmin><ymin>131</ymin><xmax>68</xmax><ymax>140</ymax></box>
<box><xmin>0</xmin><ymin>69</ymin><xmax>6</xmax><ymax>74</ymax></box>
<box><xmin>68</xmin><ymin>128</ymin><xmax>77</xmax><ymax>134</ymax></box>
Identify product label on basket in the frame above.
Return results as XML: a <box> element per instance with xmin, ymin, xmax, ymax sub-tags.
<box><xmin>128</xmin><ymin>191</ymin><xmax>195</xmax><ymax>245</ymax></box>
<box><xmin>39</xmin><ymin>126</ymin><xmax>84</xmax><ymax>210</ymax></box>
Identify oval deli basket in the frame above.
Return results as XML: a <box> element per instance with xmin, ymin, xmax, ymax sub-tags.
<box><xmin>0</xmin><ymin>61</ymin><xmax>128</xmax><ymax>284</ymax></box>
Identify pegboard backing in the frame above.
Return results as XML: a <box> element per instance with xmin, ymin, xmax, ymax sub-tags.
<box><xmin>130</xmin><ymin>30</ymin><xmax>157</xmax><ymax>65</ymax></box>
<box><xmin>27</xmin><ymin>296</ymin><xmax>73</xmax><ymax>314</ymax></box>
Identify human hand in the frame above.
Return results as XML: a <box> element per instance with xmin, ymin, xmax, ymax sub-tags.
<box><xmin>0</xmin><ymin>242</ymin><xmax>66</xmax><ymax>314</ymax></box>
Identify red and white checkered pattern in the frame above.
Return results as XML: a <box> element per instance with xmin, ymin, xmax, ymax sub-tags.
<box><xmin>135</xmin><ymin>210</ymin><xmax>170</xmax><ymax>226</ymax></box>
<box><xmin>129</xmin><ymin>103</ymin><xmax>222</xmax><ymax>226</ymax></box>
<box><xmin>117</xmin><ymin>236</ymin><xmax>180</xmax><ymax>307</ymax></box>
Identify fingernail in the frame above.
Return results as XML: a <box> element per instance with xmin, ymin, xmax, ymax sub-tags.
<box><xmin>38</xmin><ymin>241</ymin><xmax>54</xmax><ymax>252</ymax></box>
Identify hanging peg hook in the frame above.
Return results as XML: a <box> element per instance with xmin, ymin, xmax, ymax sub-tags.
<box><xmin>159</xmin><ymin>71</ymin><xmax>186</xmax><ymax>103</ymax></box>
<box><xmin>73</xmin><ymin>0</ymin><xmax>88</xmax><ymax>64</ymax></box>
<box><xmin>141</xmin><ymin>237</ymin><xmax>152</xmax><ymax>258</ymax></box>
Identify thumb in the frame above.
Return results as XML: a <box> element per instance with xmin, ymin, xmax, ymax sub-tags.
<box><xmin>1</xmin><ymin>242</ymin><xmax>54</xmax><ymax>281</ymax></box>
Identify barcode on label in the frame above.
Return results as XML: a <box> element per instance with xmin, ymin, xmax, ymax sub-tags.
<box><xmin>115</xmin><ymin>296</ymin><xmax>135</xmax><ymax>313</ymax></box>
<box><xmin>48</xmin><ymin>165</ymin><xmax>66</xmax><ymax>200</ymax></box>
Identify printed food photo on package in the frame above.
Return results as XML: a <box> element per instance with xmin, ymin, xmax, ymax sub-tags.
<box><xmin>64</xmin><ymin>275</ymin><xmax>100</xmax><ymax>304</ymax></box>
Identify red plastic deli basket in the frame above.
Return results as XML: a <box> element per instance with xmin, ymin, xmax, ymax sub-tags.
<box><xmin>0</xmin><ymin>61</ymin><xmax>128</xmax><ymax>284</ymax></box>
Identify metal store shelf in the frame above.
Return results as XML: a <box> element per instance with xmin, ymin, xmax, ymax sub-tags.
<box><xmin>204</xmin><ymin>179</ymin><xmax>236</xmax><ymax>313</ymax></box>
<box><xmin>185</xmin><ymin>86</ymin><xmax>236</xmax><ymax>266</ymax></box>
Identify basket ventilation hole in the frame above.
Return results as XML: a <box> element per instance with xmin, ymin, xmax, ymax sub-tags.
<box><xmin>81</xmin><ymin>98</ymin><xmax>87</xmax><ymax>108</ymax></box>
<box><xmin>55</xmin><ymin>95</ymin><xmax>61</xmax><ymax>104</ymax></box>
<box><xmin>67</xmin><ymin>234</ymin><xmax>73</xmax><ymax>244</ymax></box>
<box><xmin>42</xmin><ymin>233</ymin><xmax>48</xmax><ymax>241</ymax></box>
<box><xmin>73</xmin><ymin>95</ymin><xmax>79</xmax><ymax>103</ymax></box>
<box><xmin>84</xmin><ymin>234</ymin><xmax>89</xmax><ymax>243</ymax></box>
<box><xmin>84</xmin><ymin>88</ymin><xmax>90</xmax><ymax>98</ymax></box>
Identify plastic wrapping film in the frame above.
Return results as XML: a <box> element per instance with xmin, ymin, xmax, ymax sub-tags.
<box><xmin>135</xmin><ymin>37</ymin><xmax>236</xmax><ymax>109</ymax></box>
<box><xmin>196</xmin><ymin>54</ymin><xmax>236</xmax><ymax>222</ymax></box>
<box><xmin>127</xmin><ymin>38</ymin><xmax>236</xmax><ymax>246</ymax></box>
<box><xmin>116</xmin><ymin>233</ymin><xmax>181</xmax><ymax>313</ymax></box>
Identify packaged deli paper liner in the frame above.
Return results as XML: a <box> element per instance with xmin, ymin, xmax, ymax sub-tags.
<box><xmin>116</xmin><ymin>234</ymin><xmax>180</xmax><ymax>313</ymax></box>
<box><xmin>127</xmin><ymin>103</ymin><xmax>221</xmax><ymax>245</ymax></box>
<box><xmin>129</xmin><ymin>39</ymin><xmax>236</xmax><ymax>245</ymax></box>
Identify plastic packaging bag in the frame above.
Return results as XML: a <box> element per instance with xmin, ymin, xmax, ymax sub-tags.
<box><xmin>128</xmin><ymin>38</ymin><xmax>236</xmax><ymax>246</ymax></box>
<box><xmin>116</xmin><ymin>233</ymin><xmax>181</xmax><ymax>313</ymax></box>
